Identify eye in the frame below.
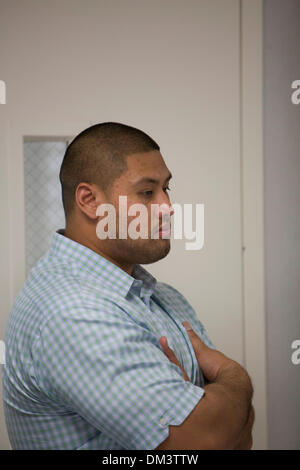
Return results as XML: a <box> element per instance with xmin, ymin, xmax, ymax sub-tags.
<box><xmin>140</xmin><ymin>190</ymin><xmax>153</xmax><ymax>197</ymax></box>
<box><xmin>140</xmin><ymin>186</ymin><xmax>171</xmax><ymax>197</ymax></box>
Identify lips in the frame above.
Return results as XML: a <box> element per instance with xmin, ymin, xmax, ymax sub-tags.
<box><xmin>158</xmin><ymin>224</ymin><xmax>171</xmax><ymax>237</ymax></box>
<box><xmin>150</xmin><ymin>220</ymin><xmax>171</xmax><ymax>238</ymax></box>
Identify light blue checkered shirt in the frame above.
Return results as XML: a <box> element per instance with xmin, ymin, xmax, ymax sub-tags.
<box><xmin>3</xmin><ymin>229</ymin><xmax>215</xmax><ymax>450</ymax></box>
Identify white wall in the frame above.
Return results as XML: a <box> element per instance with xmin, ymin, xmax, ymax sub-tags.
<box><xmin>0</xmin><ymin>0</ymin><xmax>266</xmax><ymax>449</ymax></box>
<box><xmin>264</xmin><ymin>0</ymin><xmax>300</xmax><ymax>450</ymax></box>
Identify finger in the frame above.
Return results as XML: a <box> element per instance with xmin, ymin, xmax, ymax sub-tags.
<box><xmin>182</xmin><ymin>322</ymin><xmax>209</xmax><ymax>353</ymax></box>
<box><xmin>159</xmin><ymin>337</ymin><xmax>180</xmax><ymax>365</ymax></box>
<box><xmin>159</xmin><ymin>336</ymin><xmax>190</xmax><ymax>382</ymax></box>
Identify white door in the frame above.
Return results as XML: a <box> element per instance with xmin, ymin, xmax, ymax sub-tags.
<box><xmin>0</xmin><ymin>0</ymin><xmax>266</xmax><ymax>449</ymax></box>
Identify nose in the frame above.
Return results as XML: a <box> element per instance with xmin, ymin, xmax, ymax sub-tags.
<box><xmin>159</xmin><ymin>203</ymin><xmax>174</xmax><ymax>218</ymax></box>
<box><xmin>157</xmin><ymin>193</ymin><xmax>174</xmax><ymax>220</ymax></box>
<box><xmin>149</xmin><ymin>194</ymin><xmax>173</xmax><ymax>237</ymax></box>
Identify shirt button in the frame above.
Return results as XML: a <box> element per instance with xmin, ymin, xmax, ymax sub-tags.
<box><xmin>159</xmin><ymin>417</ymin><xmax>168</xmax><ymax>426</ymax></box>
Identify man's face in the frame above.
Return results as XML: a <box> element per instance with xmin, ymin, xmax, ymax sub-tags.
<box><xmin>98</xmin><ymin>150</ymin><xmax>174</xmax><ymax>266</ymax></box>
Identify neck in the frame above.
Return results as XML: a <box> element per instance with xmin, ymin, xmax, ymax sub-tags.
<box><xmin>64</xmin><ymin>224</ymin><xmax>134</xmax><ymax>276</ymax></box>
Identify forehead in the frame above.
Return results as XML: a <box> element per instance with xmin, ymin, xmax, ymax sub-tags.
<box><xmin>121</xmin><ymin>150</ymin><xmax>171</xmax><ymax>183</ymax></box>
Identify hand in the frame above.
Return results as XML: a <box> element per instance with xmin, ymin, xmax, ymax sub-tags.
<box><xmin>159</xmin><ymin>326</ymin><xmax>232</xmax><ymax>384</ymax></box>
<box><xmin>234</xmin><ymin>404</ymin><xmax>255</xmax><ymax>450</ymax></box>
<box><xmin>159</xmin><ymin>323</ymin><xmax>254</xmax><ymax>451</ymax></box>
<box><xmin>181</xmin><ymin>322</ymin><xmax>236</xmax><ymax>382</ymax></box>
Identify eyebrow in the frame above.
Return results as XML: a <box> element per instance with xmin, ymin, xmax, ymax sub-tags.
<box><xmin>132</xmin><ymin>172</ymin><xmax>172</xmax><ymax>187</ymax></box>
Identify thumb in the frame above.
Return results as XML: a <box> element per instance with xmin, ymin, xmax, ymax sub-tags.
<box><xmin>182</xmin><ymin>321</ymin><xmax>232</xmax><ymax>382</ymax></box>
<box><xmin>182</xmin><ymin>321</ymin><xmax>209</xmax><ymax>355</ymax></box>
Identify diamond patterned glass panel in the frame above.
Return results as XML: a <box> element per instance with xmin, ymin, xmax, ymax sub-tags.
<box><xmin>24</xmin><ymin>141</ymin><xmax>67</xmax><ymax>274</ymax></box>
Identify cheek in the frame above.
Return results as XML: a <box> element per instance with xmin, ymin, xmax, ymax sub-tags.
<box><xmin>112</xmin><ymin>196</ymin><xmax>161</xmax><ymax>234</ymax></box>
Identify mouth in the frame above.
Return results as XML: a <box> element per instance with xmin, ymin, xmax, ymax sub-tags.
<box><xmin>158</xmin><ymin>224</ymin><xmax>171</xmax><ymax>238</ymax></box>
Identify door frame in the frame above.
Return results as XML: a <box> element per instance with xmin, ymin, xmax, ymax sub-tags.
<box><xmin>240</xmin><ymin>0</ymin><xmax>268</xmax><ymax>449</ymax></box>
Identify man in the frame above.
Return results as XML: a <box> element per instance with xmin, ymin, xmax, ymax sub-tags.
<box><xmin>3</xmin><ymin>122</ymin><xmax>254</xmax><ymax>450</ymax></box>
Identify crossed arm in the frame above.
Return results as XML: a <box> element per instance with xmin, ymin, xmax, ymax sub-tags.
<box><xmin>156</xmin><ymin>322</ymin><xmax>255</xmax><ymax>450</ymax></box>
<box><xmin>35</xmin><ymin>308</ymin><xmax>254</xmax><ymax>450</ymax></box>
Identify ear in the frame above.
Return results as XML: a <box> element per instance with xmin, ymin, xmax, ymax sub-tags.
<box><xmin>75</xmin><ymin>182</ymin><xmax>106</xmax><ymax>220</ymax></box>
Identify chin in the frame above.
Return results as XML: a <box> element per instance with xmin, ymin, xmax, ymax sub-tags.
<box><xmin>139</xmin><ymin>240</ymin><xmax>171</xmax><ymax>265</ymax></box>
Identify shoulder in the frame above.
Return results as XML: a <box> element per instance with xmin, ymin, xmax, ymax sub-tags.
<box><xmin>11</xmin><ymin>256</ymin><xmax>119</xmax><ymax>341</ymax></box>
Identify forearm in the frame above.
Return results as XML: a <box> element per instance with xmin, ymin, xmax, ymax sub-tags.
<box><xmin>233</xmin><ymin>404</ymin><xmax>255</xmax><ymax>450</ymax></box>
<box><xmin>158</xmin><ymin>328</ymin><xmax>254</xmax><ymax>450</ymax></box>
<box><xmin>202</xmin><ymin>362</ymin><xmax>253</xmax><ymax>449</ymax></box>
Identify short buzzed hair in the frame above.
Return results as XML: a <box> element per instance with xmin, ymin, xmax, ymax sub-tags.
<box><xmin>59</xmin><ymin>122</ymin><xmax>160</xmax><ymax>219</ymax></box>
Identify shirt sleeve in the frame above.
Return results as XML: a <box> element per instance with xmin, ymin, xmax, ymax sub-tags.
<box><xmin>32</xmin><ymin>305</ymin><xmax>205</xmax><ymax>450</ymax></box>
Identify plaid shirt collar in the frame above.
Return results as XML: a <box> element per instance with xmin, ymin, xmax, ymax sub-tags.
<box><xmin>50</xmin><ymin>229</ymin><xmax>157</xmax><ymax>299</ymax></box>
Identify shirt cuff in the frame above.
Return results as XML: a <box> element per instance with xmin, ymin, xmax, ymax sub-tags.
<box><xmin>144</xmin><ymin>382</ymin><xmax>205</xmax><ymax>450</ymax></box>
